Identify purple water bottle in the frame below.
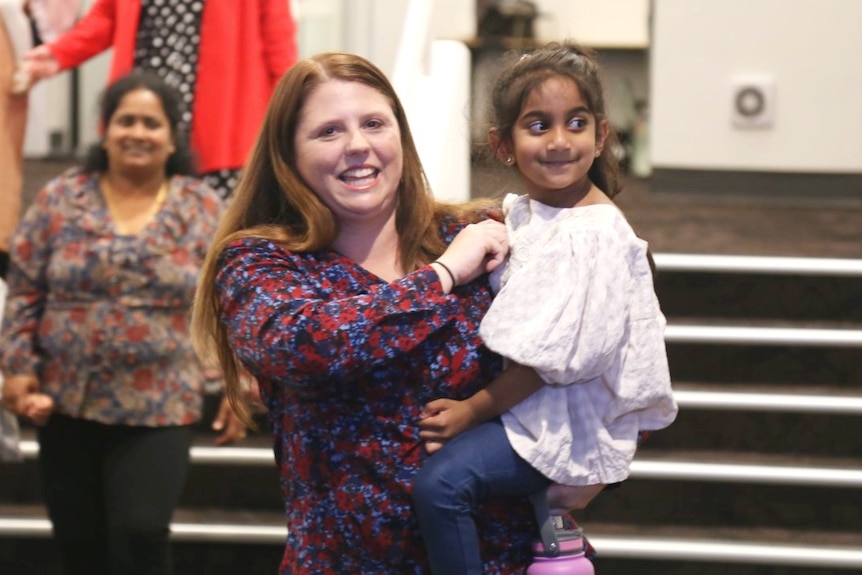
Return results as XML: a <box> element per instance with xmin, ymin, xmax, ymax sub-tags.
<box><xmin>526</xmin><ymin>490</ymin><xmax>595</xmax><ymax>575</ymax></box>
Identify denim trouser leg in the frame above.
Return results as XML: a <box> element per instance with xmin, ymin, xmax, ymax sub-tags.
<box><xmin>412</xmin><ymin>417</ymin><xmax>550</xmax><ymax>575</ymax></box>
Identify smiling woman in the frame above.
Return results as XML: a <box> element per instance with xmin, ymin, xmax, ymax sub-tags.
<box><xmin>190</xmin><ymin>51</ymin><xmax>536</xmax><ymax>574</ymax></box>
<box><xmin>293</xmin><ymin>79</ymin><xmax>404</xmax><ymax>271</ymax></box>
<box><xmin>97</xmin><ymin>85</ymin><xmax>177</xmax><ymax>235</ymax></box>
<box><xmin>0</xmin><ymin>72</ymin><xmax>243</xmax><ymax>575</ymax></box>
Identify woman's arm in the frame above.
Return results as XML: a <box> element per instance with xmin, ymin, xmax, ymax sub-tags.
<box><xmin>216</xmin><ymin>241</ymin><xmax>464</xmax><ymax>386</ymax></box>
<box><xmin>259</xmin><ymin>0</ymin><xmax>299</xmax><ymax>82</ymax></box>
<box><xmin>216</xmin><ymin>221</ymin><xmax>508</xmax><ymax>387</ymax></box>
<box><xmin>23</xmin><ymin>0</ymin><xmax>114</xmax><ymax>77</ymax></box>
<box><xmin>0</xmin><ymin>179</ymin><xmax>61</xmax><ymax>408</ymax></box>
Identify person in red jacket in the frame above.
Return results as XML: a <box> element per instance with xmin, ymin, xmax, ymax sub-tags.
<box><xmin>21</xmin><ymin>0</ymin><xmax>298</xmax><ymax>198</ymax></box>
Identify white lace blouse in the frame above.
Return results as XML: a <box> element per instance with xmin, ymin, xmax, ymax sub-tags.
<box><xmin>481</xmin><ymin>194</ymin><xmax>678</xmax><ymax>485</ymax></box>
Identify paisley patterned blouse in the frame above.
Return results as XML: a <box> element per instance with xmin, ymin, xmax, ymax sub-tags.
<box><xmin>0</xmin><ymin>168</ymin><xmax>223</xmax><ymax>427</ymax></box>
<box><xmin>214</xmin><ymin>219</ymin><xmax>536</xmax><ymax>574</ymax></box>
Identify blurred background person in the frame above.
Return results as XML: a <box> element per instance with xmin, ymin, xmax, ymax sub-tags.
<box><xmin>0</xmin><ymin>71</ymin><xmax>243</xmax><ymax>575</ymax></box>
<box><xmin>21</xmin><ymin>0</ymin><xmax>298</xmax><ymax>199</ymax></box>
<box><xmin>0</xmin><ymin>0</ymin><xmax>34</xmax><ymax>280</ymax></box>
<box><xmin>0</xmin><ymin>0</ymin><xmax>80</xmax><ymax>463</ymax></box>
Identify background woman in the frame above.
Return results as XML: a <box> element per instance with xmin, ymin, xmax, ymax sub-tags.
<box><xmin>0</xmin><ymin>72</ymin><xmax>241</xmax><ymax>575</ymax></box>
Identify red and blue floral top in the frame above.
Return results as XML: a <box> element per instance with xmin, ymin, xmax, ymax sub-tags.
<box><xmin>0</xmin><ymin>168</ymin><xmax>223</xmax><ymax>427</ymax></box>
<box><xmin>214</xmin><ymin>219</ymin><xmax>536</xmax><ymax>574</ymax></box>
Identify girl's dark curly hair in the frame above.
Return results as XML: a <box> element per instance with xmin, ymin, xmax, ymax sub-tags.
<box><xmin>489</xmin><ymin>41</ymin><xmax>623</xmax><ymax>199</ymax></box>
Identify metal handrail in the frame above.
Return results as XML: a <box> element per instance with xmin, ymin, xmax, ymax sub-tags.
<box><xmin>629</xmin><ymin>459</ymin><xmax>862</xmax><ymax>487</ymax></box>
<box><xmin>591</xmin><ymin>536</ymin><xmax>862</xmax><ymax>569</ymax></box>
<box><xmin>673</xmin><ymin>388</ymin><xmax>862</xmax><ymax>414</ymax></box>
<box><xmin>653</xmin><ymin>253</ymin><xmax>862</xmax><ymax>277</ymax></box>
<box><xmin>2</xmin><ymin>518</ymin><xmax>861</xmax><ymax>569</ymax></box>
<box><xmin>16</xmin><ymin>441</ymin><xmax>862</xmax><ymax>486</ymax></box>
<box><xmin>16</xmin><ymin>441</ymin><xmax>275</xmax><ymax>466</ymax></box>
<box><xmin>664</xmin><ymin>324</ymin><xmax>862</xmax><ymax>347</ymax></box>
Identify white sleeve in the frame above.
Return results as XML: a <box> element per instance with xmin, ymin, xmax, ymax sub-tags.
<box><xmin>480</xmin><ymin>224</ymin><xmax>632</xmax><ymax>385</ymax></box>
<box><xmin>28</xmin><ymin>0</ymin><xmax>82</xmax><ymax>43</ymax></box>
<box><xmin>0</xmin><ymin>1</ymin><xmax>34</xmax><ymax>60</ymax></box>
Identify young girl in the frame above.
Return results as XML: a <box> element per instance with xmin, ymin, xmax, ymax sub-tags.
<box><xmin>412</xmin><ymin>41</ymin><xmax>679</xmax><ymax>574</ymax></box>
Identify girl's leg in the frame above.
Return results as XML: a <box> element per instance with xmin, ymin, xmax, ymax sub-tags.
<box><xmin>102</xmin><ymin>424</ymin><xmax>194</xmax><ymax>575</ymax></box>
<box><xmin>37</xmin><ymin>414</ymin><xmax>110</xmax><ymax>575</ymax></box>
<box><xmin>412</xmin><ymin>417</ymin><xmax>550</xmax><ymax>575</ymax></box>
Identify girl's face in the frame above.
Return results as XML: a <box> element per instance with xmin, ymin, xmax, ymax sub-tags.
<box><xmin>505</xmin><ymin>76</ymin><xmax>608</xmax><ymax>207</ymax></box>
<box><xmin>102</xmin><ymin>88</ymin><xmax>175</xmax><ymax>176</ymax></box>
<box><xmin>293</xmin><ymin>79</ymin><xmax>403</xmax><ymax>229</ymax></box>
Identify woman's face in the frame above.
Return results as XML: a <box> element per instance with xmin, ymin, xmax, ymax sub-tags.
<box><xmin>102</xmin><ymin>88</ymin><xmax>176</xmax><ymax>176</ymax></box>
<box><xmin>293</xmin><ymin>79</ymin><xmax>403</xmax><ymax>228</ymax></box>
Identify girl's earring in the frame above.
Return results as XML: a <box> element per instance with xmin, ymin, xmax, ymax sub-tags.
<box><xmin>595</xmin><ymin>149</ymin><xmax>602</xmax><ymax>158</ymax></box>
<box><xmin>505</xmin><ymin>155</ymin><xmax>514</xmax><ymax>166</ymax></box>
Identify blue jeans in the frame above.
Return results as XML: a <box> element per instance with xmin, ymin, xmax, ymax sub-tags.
<box><xmin>412</xmin><ymin>417</ymin><xmax>550</xmax><ymax>575</ymax></box>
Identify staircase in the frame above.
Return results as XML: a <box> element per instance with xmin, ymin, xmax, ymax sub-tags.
<box><xmin>2</xmin><ymin>253</ymin><xmax>862</xmax><ymax>574</ymax></box>
<box><xmin>581</xmin><ymin>253</ymin><xmax>862</xmax><ymax>574</ymax></box>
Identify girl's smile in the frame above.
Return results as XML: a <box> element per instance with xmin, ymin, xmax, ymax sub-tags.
<box><xmin>508</xmin><ymin>76</ymin><xmax>608</xmax><ymax>208</ymax></box>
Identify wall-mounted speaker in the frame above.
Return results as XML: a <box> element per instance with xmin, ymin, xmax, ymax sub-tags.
<box><xmin>729</xmin><ymin>74</ymin><xmax>775</xmax><ymax>129</ymax></box>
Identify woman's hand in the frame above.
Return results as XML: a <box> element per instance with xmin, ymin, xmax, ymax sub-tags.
<box><xmin>418</xmin><ymin>398</ymin><xmax>478</xmax><ymax>454</ymax></box>
<box><xmin>211</xmin><ymin>395</ymin><xmax>248</xmax><ymax>445</ymax></box>
<box><xmin>20</xmin><ymin>44</ymin><xmax>60</xmax><ymax>83</ymax></box>
<box><xmin>546</xmin><ymin>482</ymin><xmax>605</xmax><ymax>515</ymax></box>
<box><xmin>436</xmin><ymin>220</ymin><xmax>508</xmax><ymax>287</ymax></box>
<box><xmin>1</xmin><ymin>374</ymin><xmax>39</xmax><ymax>415</ymax></box>
<box><xmin>22</xmin><ymin>393</ymin><xmax>53</xmax><ymax>426</ymax></box>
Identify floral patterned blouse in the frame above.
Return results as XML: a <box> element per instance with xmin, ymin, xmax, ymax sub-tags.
<box><xmin>0</xmin><ymin>168</ymin><xmax>223</xmax><ymax>427</ymax></box>
<box><xmin>214</xmin><ymin>219</ymin><xmax>536</xmax><ymax>574</ymax></box>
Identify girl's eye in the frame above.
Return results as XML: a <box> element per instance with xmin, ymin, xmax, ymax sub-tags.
<box><xmin>527</xmin><ymin>121</ymin><xmax>547</xmax><ymax>134</ymax></box>
<box><xmin>144</xmin><ymin>118</ymin><xmax>162</xmax><ymax>129</ymax></box>
<box><xmin>365</xmin><ymin>119</ymin><xmax>383</xmax><ymax>129</ymax></box>
<box><xmin>568</xmin><ymin>117</ymin><xmax>588</xmax><ymax>130</ymax></box>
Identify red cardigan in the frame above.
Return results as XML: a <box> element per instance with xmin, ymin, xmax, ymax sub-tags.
<box><xmin>48</xmin><ymin>0</ymin><xmax>298</xmax><ymax>173</ymax></box>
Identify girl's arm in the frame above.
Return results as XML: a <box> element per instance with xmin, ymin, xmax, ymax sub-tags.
<box><xmin>418</xmin><ymin>361</ymin><xmax>544</xmax><ymax>452</ymax></box>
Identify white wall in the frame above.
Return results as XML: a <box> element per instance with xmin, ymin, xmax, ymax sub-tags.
<box><xmin>651</xmin><ymin>0</ymin><xmax>862</xmax><ymax>174</ymax></box>
<box><xmin>533</xmin><ymin>0</ymin><xmax>650</xmax><ymax>48</ymax></box>
<box><xmin>341</xmin><ymin>0</ymin><xmax>474</xmax><ymax>77</ymax></box>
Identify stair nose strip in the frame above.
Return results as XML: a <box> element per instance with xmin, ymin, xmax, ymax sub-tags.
<box><xmin>169</xmin><ymin>522</ymin><xmax>287</xmax><ymax>544</ymax></box>
<box><xmin>18</xmin><ymin>441</ymin><xmax>275</xmax><ymax>466</ymax></box>
<box><xmin>664</xmin><ymin>324</ymin><xmax>862</xmax><ymax>347</ymax></box>
<box><xmin>653</xmin><ymin>253</ymin><xmax>862</xmax><ymax>276</ymax></box>
<box><xmin>631</xmin><ymin>458</ymin><xmax>862</xmax><ymax>486</ymax></box>
<box><xmin>189</xmin><ymin>446</ymin><xmax>274</xmax><ymax>465</ymax></box>
<box><xmin>589</xmin><ymin>535</ymin><xmax>862</xmax><ymax>568</ymax></box>
<box><xmin>673</xmin><ymin>389</ymin><xmax>862</xmax><ymax>414</ymax></box>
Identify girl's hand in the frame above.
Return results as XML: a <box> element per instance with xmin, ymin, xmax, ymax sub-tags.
<box><xmin>435</xmin><ymin>220</ymin><xmax>508</xmax><ymax>287</ymax></box>
<box><xmin>546</xmin><ymin>482</ymin><xmax>605</xmax><ymax>515</ymax></box>
<box><xmin>418</xmin><ymin>398</ymin><xmax>478</xmax><ymax>454</ymax></box>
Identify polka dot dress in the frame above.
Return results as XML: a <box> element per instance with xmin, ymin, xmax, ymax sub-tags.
<box><xmin>134</xmin><ymin>0</ymin><xmax>241</xmax><ymax>199</ymax></box>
